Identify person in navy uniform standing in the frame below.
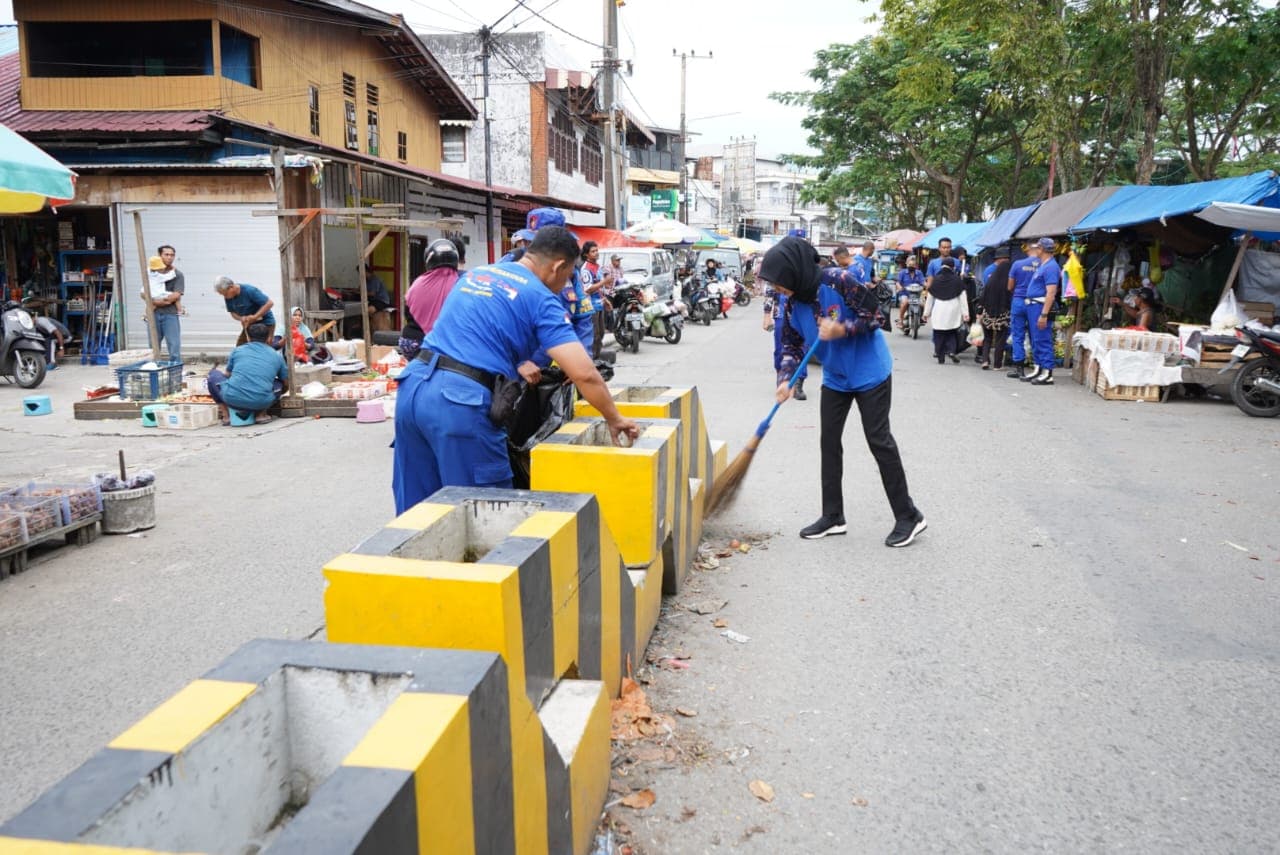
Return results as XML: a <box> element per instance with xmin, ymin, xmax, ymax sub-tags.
<box><xmin>1005</xmin><ymin>244</ymin><xmax>1039</xmax><ymax>378</ymax></box>
<box><xmin>392</xmin><ymin>227</ymin><xmax>640</xmax><ymax>514</ymax></box>
<box><xmin>760</xmin><ymin>237</ymin><xmax>926</xmax><ymax>547</ymax></box>
<box><xmin>1021</xmin><ymin>236</ymin><xmax>1062</xmax><ymax>386</ymax></box>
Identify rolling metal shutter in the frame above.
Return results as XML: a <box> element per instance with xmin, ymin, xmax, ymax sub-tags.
<box><xmin>115</xmin><ymin>203</ymin><xmax>281</xmax><ymax>358</ymax></box>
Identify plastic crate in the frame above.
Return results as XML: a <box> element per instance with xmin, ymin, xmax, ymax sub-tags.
<box><xmin>0</xmin><ymin>495</ymin><xmax>64</xmax><ymax>537</ymax></box>
<box><xmin>25</xmin><ymin>482</ymin><xmax>103</xmax><ymax>524</ymax></box>
<box><xmin>116</xmin><ymin>361</ymin><xmax>184</xmax><ymax>401</ymax></box>
<box><xmin>0</xmin><ymin>510</ymin><xmax>27</xmax><ymax>551</ymax></box>
<box><xmin>156</xmin><ymin>403</ymin><xmax>219</xmax><ymax>431</ymax></box>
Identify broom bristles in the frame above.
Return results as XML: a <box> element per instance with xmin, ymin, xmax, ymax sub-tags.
<box><xmin>705</xmin><ymin>433</ymin><xmax>764</xmax><ymax>515</ymax></box>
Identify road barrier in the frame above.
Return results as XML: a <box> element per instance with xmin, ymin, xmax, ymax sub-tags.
<box><xmin>0</xmin><ymin>639</ymin><xmax>607</xmax><ymax>855</ymax></box>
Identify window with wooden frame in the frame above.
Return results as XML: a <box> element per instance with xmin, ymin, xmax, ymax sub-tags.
<box><xmin>342</xmin><ymin>72</ymin><xmax>358</xmax><ymax>151</ymax></box>
<box><xmin>441</xmin><ymin>126</ymin><xmax>467</xmax><ymax>163</ymax></box>
<box><xmin>581</xmin><ymin>134</ymin><xmax>603</xmax><ymax>186</ymax></box>
<box><xmin>397</xmin><ymin>131</ymin><xmax>408</xmax><ymax>162</ymax></box>
<box><xmin>367</xmin><ymin>108</ymin><xmax>379</xmax><ymax>156</ymax></box>
<box><xmin>308</xmin><ymin>84</ymin><xmax>320</xmax><ymax>136</ymax></box>
<box><xmin>549</xmin><ymin>109</ymin><xmax>577</xmax><ymax>175</ymax></box>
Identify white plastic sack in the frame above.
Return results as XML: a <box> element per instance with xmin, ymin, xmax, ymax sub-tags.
<box><xmin>299</xmin><ymin>381</ymin><xmax>329</xmax><ymax>399</ymax></box>
<box><xmin>1210</xmin><ymin>291</ymin><xmax>1247</xmax><ymax>331</ymax></box>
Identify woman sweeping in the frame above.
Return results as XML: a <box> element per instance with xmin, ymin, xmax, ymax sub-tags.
<box><xmin>923</xmin><ymin>258</ymin><xmax>970</xmax><ymax>364</ymax></box>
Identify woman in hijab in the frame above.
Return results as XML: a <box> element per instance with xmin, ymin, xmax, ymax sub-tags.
<box><xmin>978</xmin><ymin>248</ymin><xmax>1013</xmax><ymax>369</ymax></box>
<box><xmin>923</xmin><ymin>257</ymin><xmax>970</xmax><ymax>364</ymax></box>
<box><xmin>758</xmin><ymin>237</ymin><xmax>926</xmax><ymax>548</ymax></box>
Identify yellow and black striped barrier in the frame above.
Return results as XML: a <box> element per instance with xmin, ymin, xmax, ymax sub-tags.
<box><xmin>0</xmin><ymin>638</ymin><xmax>608</xmax><ymax>854</ymax></box>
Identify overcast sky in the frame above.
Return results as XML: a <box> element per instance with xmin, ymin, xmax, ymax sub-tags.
<box><xmin>0</xmin><ymin>0</ymin><xmax>879</xmax><ymax>157</ymax></box>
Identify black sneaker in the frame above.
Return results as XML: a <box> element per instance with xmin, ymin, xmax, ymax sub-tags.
<box><xmin>1006</xmin><ymin>363</ymin><xmax>1024</xmax><ymax>378</ymax></box>
<box><xmin>1030</xmin><ymin>370</ymin><xmax>1054</xmax><ymax>386</ymax></box>
<box><xmin>800</xmin><ymin>515</ymin><xmax>847</xmax><ymax>539</ymax></box>
<box><xmin>793</xmin><ymin>380</ymin><xmax>807</xmax><ymax>401</ymax></box>
<box><xmin>885</xmin><ymin>510</ymin><xmax>927</xmax><ymax>547</ymax></box>
<box><xmin>948</xmin><ymin>353</ymin><xmax>960</xmax><ymax>364</ymax></box>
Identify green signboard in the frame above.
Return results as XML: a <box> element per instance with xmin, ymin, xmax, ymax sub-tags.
<box><xmin>650</xmin><ymin>190</ymin><xmax>678</xmax><ymax>214</ymax></box>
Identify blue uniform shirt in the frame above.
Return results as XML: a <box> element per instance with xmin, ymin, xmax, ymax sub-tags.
<box><xmin>223</xmin><ymin>283</ymin><xmax>276</xmax><ymax>329</ymax></box>
<box><xmin>852</xmin><ymin>254</ymin><xmax>876</xmax><ymax>283</ymax></box>
<box><xmin>424</xmin><ymin>262</ymin><xmax>578</xmax><ymax>380</ymax></box>
<box><xmin>779</xmin><ymin>268</ymin><xmax>893</xmax><ymax>393</ymax></box>
<box><xmin>1009</xmin><ymin>258</ymin><xmax>1040</xmax><ymax>299</ymax></box>
<box><xmin>1026</xmin><ymin>257</ymin><xmax>1062</xmax><ymax>299</ymax></box>
<box><xmin>223</xmin><ymin>341</ymin><xmax>287</xmax><ymax>411</ymax></box>
<box><xmin>926</xmin><ymin>256</ymin><xmax>954</xmax><ymax>279</ymax></box>
<box><xmin>896</xmin><ymin>268</ymin><xmax>924</xmax><ymax>293</ymax></box>
<box><xmin>982</xmin><ymin>261</ymin><xmax>998</xmax><ymax>286</ymax></box>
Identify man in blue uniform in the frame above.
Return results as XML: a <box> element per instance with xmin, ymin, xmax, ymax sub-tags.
<box><xmin>895</xmin><ymin>254</ymin><xmax>924</xmax><ymax>332</ymax></box>
<box><xmin>1022</xmin><ymin>237</ymin><xmax>1062</xmax><ymax>386</ymax></box>
<box><xmin>760</xmin><ymin>237</ymin><xmax>926</xmax><ymax>547</ymax></box>
<box><xmin>925</xmin><ymin>236</ymin><xmax>955</xmax><ymax>287</ymax></box>
<box><xmin>392</xmin><ymin>227</ymin><xmax>639</xmax><ymax>513</ymax></box>
<box><xmin>1006</xmin><ymin>244</ymin><xmax>1039</xmax><ymax>378</ymax></box>
<box><xmin>499</xmin><ymin>229</ymin><xmax>535</xmax><ymax>264</ymax></box>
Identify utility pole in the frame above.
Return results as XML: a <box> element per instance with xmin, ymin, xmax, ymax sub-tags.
<box><xmin>673</xmin><ymin>50</ymin><xmax>711</xmax><ymax>225</ymax></box>
<box><xmin>479</xmin><ymin>26</ymin><xmax>496</xmax><ymax>262</ymax></box>
<box><xmin>601</xmin><ymin>1</ymin><xmax>620</xmax><ymax>228</ymax></box>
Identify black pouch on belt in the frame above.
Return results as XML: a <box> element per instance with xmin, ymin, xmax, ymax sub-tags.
<box><xmin>488</xmin><ymin>376</ymin><xmax>528</xmax><ymax>429</ymax></box>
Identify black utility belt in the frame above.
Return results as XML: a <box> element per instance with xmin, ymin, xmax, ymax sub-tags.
<box><xmin>419</xmin><ymin>350</ymin><xmax>496</xmax><ymax>390</ymax></box>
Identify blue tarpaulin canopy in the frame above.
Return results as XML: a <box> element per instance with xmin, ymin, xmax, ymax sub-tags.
<box><xmin>971</xmin><ymin>203</ymin><xmax>1040</xmax><ymax>249</ymax></box>
<box><xmin>916</xmin><ymin>220</ymin><xmax>990</xmax><ymax>253</ymax></box>
<box><xmin>1070</xmin><ymin>170</ymin><xmax>1280</xmax><ymax>233</ymax></box>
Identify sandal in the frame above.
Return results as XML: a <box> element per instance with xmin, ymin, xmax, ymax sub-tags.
<box><xmin>254</xmin><ymin>415</ymin><xmax>274</xmax><ymax>425</ymax></box>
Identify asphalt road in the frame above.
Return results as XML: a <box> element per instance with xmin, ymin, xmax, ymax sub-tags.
<box><xmin>1</xmin><ymin>307</ymin><xmax>1277</xmax><ymax>854</ymax></box>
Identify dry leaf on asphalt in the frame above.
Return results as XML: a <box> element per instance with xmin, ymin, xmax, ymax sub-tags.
<box><xmin>620</xmin><ymin>789</ymin><xmax>656</xmax><ymax>810</ymax></box>
<box><xmin>802</xmin><ymin>792</ymin><xmax>815</xmax><ymax>799</ymax></box>
<box><xmin>676</xmin><ymin>706</ymin><xmax>698</xmax><ymax>717</ymax></box>
<box><xmin>712</xmin><ymin>618</ymin><xmax>728</xmax><ymax>628</ymax></box>
<box><xmin>748</xmin><ymin>780</ymin><xmax>775</xmax><ymax>802</ymax></box>
<box><xmin>851</xmin><ymin>797</ymin><xmax>869</xmax><ymax>807</ymax></box>
<box><xmin>611</xmin><ymin>678</ymin><xmax>673</xmax><ymax>741</ymax></box>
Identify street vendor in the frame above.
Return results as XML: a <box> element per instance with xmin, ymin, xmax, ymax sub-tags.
<box><xmin>214</xmin><ymin>276</ymin><xmax>276</xmax><ymax>333</ymax></box>
<box><xmin>1112</xmin><ymin>285</ymin><xmax>1162</xmax><ymax>331</ymax></box>
<box><xmin>206</xmin><ymin>323</ymin><xmax>288</xmax><ymax>426</ymax></box>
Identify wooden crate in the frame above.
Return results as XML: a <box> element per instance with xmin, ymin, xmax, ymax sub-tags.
<box><xmin>1071</xmin><ymin>346</ymin><xmax>1093</xmax><ymax>384</ymax></box>
<box><xmin>1094</xmin><ymin>370</ymin><xmax>1160</xmax><ymax>401</ymax></box>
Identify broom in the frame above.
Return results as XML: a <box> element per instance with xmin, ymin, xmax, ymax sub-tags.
<box><xmin>706</xmin><ymin>336</ymin><xmax>821</xmax><ymax>515</ymax></box>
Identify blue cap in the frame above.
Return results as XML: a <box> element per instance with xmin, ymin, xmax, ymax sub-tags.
<box><xmin>512</xmin><ymin>229</ymin><xmax>535</xmax><ymax>242</ymax></box>
<box><xmin>1036</xmin><ymin>237</ymin><xmax>1057</xmax><ymax>251</ymax></box>
<box><xmin>527</xmin><ymin>207</ymin><xmax>565</xmax><ymax>230</ymax></box>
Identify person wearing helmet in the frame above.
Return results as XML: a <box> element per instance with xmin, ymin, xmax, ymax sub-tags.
<box><xmin>500</xmin><ymin>229</ymin><xmax>536</xmax><ymax>263</ymax></box>
<box><xmin>399</xmin><ymin>237</ymin><xmax>465</xmax><ymax>358</ymax></box>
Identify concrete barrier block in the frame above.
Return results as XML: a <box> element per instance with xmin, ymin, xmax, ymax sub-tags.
<box><xmin>539</xmin><ymin>681</ymin><xmax>611</xmax><ymax>855</ymax></box>
<box><xmin>0</xmin><ymin>639</ymin><xmax>522</xmax><ymax>855</ymax></box>
<box><xmin>711</xmin><ymin>440</ymin><xmax>729</xmax><ymax>482</ymax></box>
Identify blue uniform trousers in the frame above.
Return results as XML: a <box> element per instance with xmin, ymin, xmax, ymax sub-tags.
<box><xmin>392</xmin><ymin>355</ymin><xmax>512</xmax><ymax>515</ymax></box>
<box><xmin>1008</xmin><ymin>296</ymin><xmax>1027</xmax><ymax>363</ymax></box>
<box><xmin>1025</xmin><ymin>300</ymin><xmax>1055</xmax><ymax>371</ymax></box>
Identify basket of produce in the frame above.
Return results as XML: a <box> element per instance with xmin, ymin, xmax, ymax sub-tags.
<box><xmin>0</xmin><ymin>495</ymin><xmax>64</xmax><ymax>537</ymax></box>
<box><xmin>25</xmin><ymin>482</ymin><xmax>104</xmax><ymax>525</ymax></box>
<box><xmin>115</xmin><ymin>360</ymin><xmax>184</xmax><ymax>401</ymax></box>
<box><xmin>0</xmin><ymin>511</ymin><xmax>27</xmax><ymax>551</ymax></box>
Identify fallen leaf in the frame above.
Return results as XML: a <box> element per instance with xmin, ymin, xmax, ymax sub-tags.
<box><xmin>712</xmin><ymin>618</ymin><xmax>729</xmax><ymax>628</ymax></box>
<box><xmin>738</xmin><ymin>543</ymin><xmax>751</xmax><ymax>553</ymax></box>
<box><xmin>611</xmin><ymin>678</ymin><xmax>674</xmax><ymax>741</ymax></box>
<box><xmin>802</xmin><ymin>792</ymin><xmax>815</xmax><ymax>799</ymax></box>
<box><xmin>749</xmin><ymin>780</ymin><xmax>775</xmax><ymax>802</ymax></box>
<box><xmin>689</xmin><ymin>600</ymin><xmax>727</xmax><ymax>615</ymax></box>
<box><xmin>716</xmin><ymin>549</ymin><xmax>734</xmax><ymax>558</ymax></box>
<box><xmin>851</xmin><ymin>797</ymin><xmax>869</xmax><ymax>807</ymax></box>
<box><xmin>676</xmin><ymin>706</ymin><xmax>698</xmax><ymax>717</ymax></box>
<box><xmin>679</xmin><ymin>807</ymin><xmax>697</xmax><ymax>822</ymax></box>
<box><xmin>621</xmin><ymin>789</ymin><xmax>656</xmax><ymax>810</ymax></box>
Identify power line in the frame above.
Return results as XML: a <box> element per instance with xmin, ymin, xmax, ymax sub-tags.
<box><xmin>503</xmin><ymin>0</ymin><xmax>565</xmax><ymax>34</ymax></box>
<box><xmin>505</xmin><ymin>0</ymin><xmax>602</xmax><ymax>48</ymax></box>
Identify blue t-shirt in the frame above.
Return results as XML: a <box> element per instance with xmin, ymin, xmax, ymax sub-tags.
<box><xmin>423</xmin><ymin>262</ymin><xmax>578</xmax><ymax>380</ymax></box>
<box><xmin>224</xmin><ymin>283</ymin><xmax>276</xmax><ymax>329</ymax></box>
<box><xmin>1009</xmin><ymin>257</ymin><xmax>1040</xmax><ymax>299</ymax></box>
<box><xmin>852</xmin><ymin>254</ymin><xmax>876</xmax><ymax>283</ymax></box>
<box><xmin>926</xmin><ymin>256</ymin><xmax>953</xmax><ymax>279</ymax></box>
<box><xmin>781</xmin><ymin>272</ymin><xmax>893</xmax><ymax>393</ymax></box>
<box><xmin>1026</xmin><ymin>257</ymin><xmax>1062</xmax><ymax>299</ymax></box>
<box><xmin>982</xmin><ymin>262</ymin><xmax>998</xmax><ymax>286</ymax></box>
<box><xmin>223</xmin><ymin>341</ymin><xmax>287</xmax><ymax>411</ymax></box>
<box><xmin>896</xmin><ymin>269</ymin><xmax>924</xmax><ymax>292</ymax></box>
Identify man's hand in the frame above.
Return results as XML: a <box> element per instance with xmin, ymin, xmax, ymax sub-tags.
<box><xmin>517</xmin><ymin>360</ymin><xmax>542</xmax><ymax>384</ymax></box>
<box><xmin>775</xmin><ymin>382</ymin><xmax>793</xmax><ymax>404</ymax></box>
<box><xmin>607</xmin><ymin>416</ymin><xmax>640</xmax><ymax>447</ymax></box>
<box><xmin>762</xmin><ymin>315</ymin><xmax>774</xmax><ymax>332</ymax></box>
<box><xmin>818</xmin><ymin>317</ymin><xmax>846</xmax><ymax>341</ymax></box>
<box><xmin>1036</xmin><ymin>315</ymin><xmax>1048</xmax><ymax>329</ymax></box>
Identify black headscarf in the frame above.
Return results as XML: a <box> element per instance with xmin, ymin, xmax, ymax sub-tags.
<box><xmin>981</xmin><ymin>259</ymin><xmax>1012</xmax><ymax>314</ymax></box>
<box><xmin>930</xmin><ymin>263</ymin><xmax>964</xmax><ymax>301</ymax></box>
<box><xmin>759</xmin><ymin>236</ymin><xmax>822</xmax><ymax>304</ymax></box>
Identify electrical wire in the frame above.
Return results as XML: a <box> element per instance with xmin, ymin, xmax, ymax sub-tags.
<box><xmin>504</xmin><ymin>0</ymin><xmax>602</xmax><ymax>48</ymax></box>
<box><xmin>502</xmin><ymin>0</ymin><xmax>565</xmax><ymax>34</ymax></box>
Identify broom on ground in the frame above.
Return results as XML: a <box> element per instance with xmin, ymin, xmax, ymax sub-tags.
<box><xmin>706</xmin><ymin>337</ymin><xmax>821</xmax><ymax>515</ymax></box>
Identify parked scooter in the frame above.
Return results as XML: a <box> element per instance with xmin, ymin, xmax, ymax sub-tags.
<box><xmin>611</xmin><ymin>284</ymin><xmax>646</xmax><ymax>354</ymax></box>
<box><xmin>904</xmin><ymin>283</ymin><xmax>925</xmax><ymax>339</ymax></box>
<box><xmin>685</xmin><ymin>279</ymin><xmax>719</xmax><ymax>326</ymax></box>
<box><xmin>0</xmin><ymin>301</ymin><xmax>48</xmax><ymax>389</ymax></box>
<box><xmin>1221</xmin><ymin>324</ymin><xmax>1280</xmax><ymax>417</ymax></box>
<box><xmin>729</xmin><ymin>275</ymin><xmax>752</xmax><ymax>307</ymax></box>
<box><xmin>639</xmin><ymin>291</ymin><xmax>686</xmax><ymax>345</ymax></box>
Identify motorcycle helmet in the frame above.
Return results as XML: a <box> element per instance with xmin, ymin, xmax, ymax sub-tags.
<box><xmin>424</xmin><ymin>238</ymin><xmax>460</xmax><ymax>271</ymax></box>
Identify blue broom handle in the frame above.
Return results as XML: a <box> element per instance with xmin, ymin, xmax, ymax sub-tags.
<box><xmin>754</xmin><ymin>337</ymin><xmax>822</xmax><ymax>439</ymax></box>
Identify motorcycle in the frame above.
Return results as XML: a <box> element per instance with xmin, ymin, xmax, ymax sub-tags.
<box><xmin>685</xmin><ymin>279</ymin><xmax>719</xmax><ymax>326</ymax></box>
<box><xmin>1221</xmin><ymin>324</ymin><xmax>1280</xmax><ymax>417</ymax></box>
<box><xmin>1</xmin><ymin>301</ymin><xmax>48</xmax><ymax>389</ymax></box>
<box><xmin>639</xmin><ymin>291</ymin><xmax>686</xmax><ymax>345</ymax></box>
<box><xmin>729</xmin><ymin>275</ymin><xmax>752</xmax><ymax>307</ymax></box>
<box><xmin>611</xmin><ymin>285</ymin><xmax>646</xmax><ymax>354</ymax></box>
<box><xmin>904</xmin><ymin>283</ymin><xmax>925</xmax><ymax>339</ymax></box>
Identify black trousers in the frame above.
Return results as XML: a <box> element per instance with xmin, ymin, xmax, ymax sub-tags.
<box><xmin>819</xmin><ymin>378</ymin><xmax>915</xmax><ymax>521</ymax></box>
<box><xmin>932</xmin><ymin>328</ymin><xmax>959</xmax><ymax>362</ymax></box>
<box><xmin>981</xmin><ymin>326</ymin><xmax>1010</xmax><ymax>368</ymax></box>
<box><xmin>591</xmin><ymin>311</ymin><xmax>605</xmax><ymax>359</ymax></box>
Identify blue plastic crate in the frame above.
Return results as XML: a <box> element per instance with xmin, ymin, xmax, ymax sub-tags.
<box><xmin>115</xmin><ymin>360</ymin><xmax>183</xmax><ymax>401</ymax></box>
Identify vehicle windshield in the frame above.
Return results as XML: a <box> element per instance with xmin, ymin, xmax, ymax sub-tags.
<box><xmin>607</xmin><ymin>251</ymin><xmax>651</xmax><ymax>274</ymax></box>
<box><xmin>696</xmin><ymin>250</ymin><xmax>741</xmax><ymax>275</ymax></box>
